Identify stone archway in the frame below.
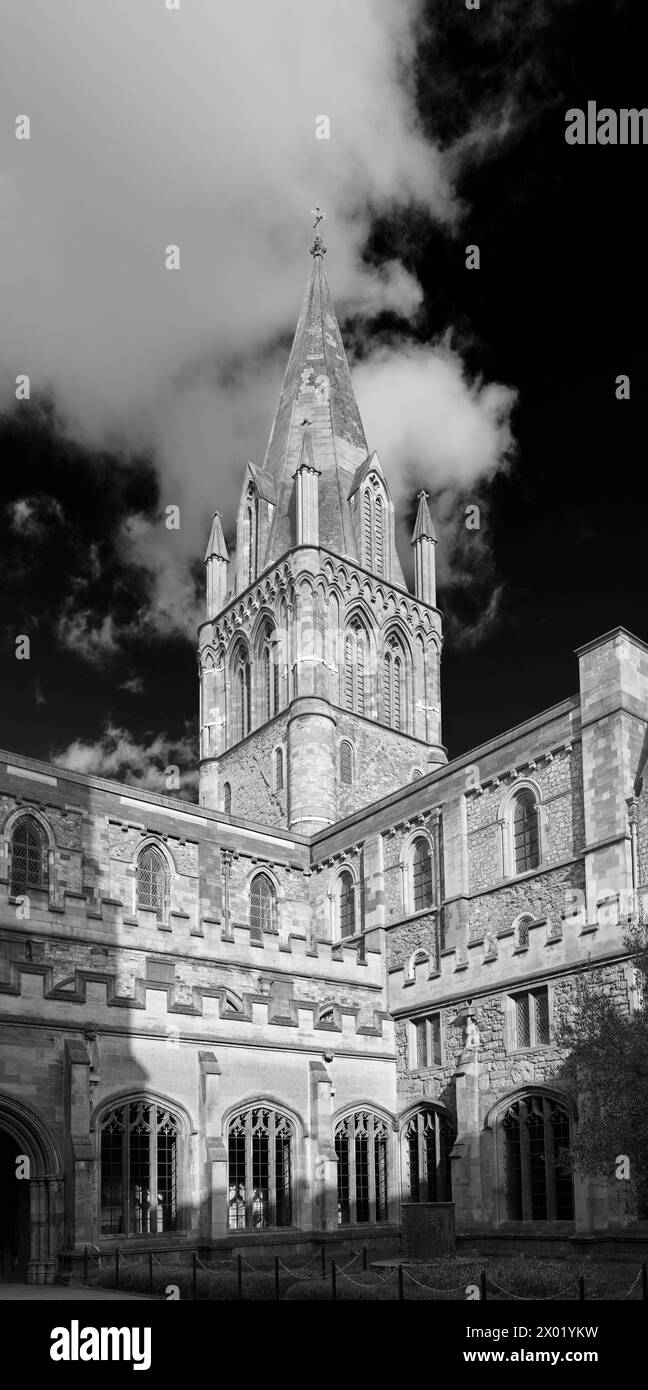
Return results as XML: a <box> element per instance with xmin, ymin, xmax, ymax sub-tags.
<box><xmin>0</xmin><ymin>1093</ymin><xmax>61</xmax><ymax>1284</ymax></box>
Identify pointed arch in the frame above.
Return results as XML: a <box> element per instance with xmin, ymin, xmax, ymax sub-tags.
<box><xmin>230</xmin><ymin>639</ymin><xmax>252</xmax><ymax>742</ymax></box>
<box><xmin>136</xmin><ymin>841</ymin><xmax>170</xmax><ymax>922</ymax></box>
<box><xmin>9</xmin><ymin>813</ymin><xmax>49</xmax><ymax>896</ymax></box>
<box><xmin>343</xmin><ymin>616</ymin><xmax>369</xmax><ymax>717</ymax></box>
<box><xmin>382</xmin><ymin>631</ymin><xmax>407</xmax><ymax>731</ymax></box>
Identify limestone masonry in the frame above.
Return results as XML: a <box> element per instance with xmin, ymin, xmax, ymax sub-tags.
<box><xmin>1</xmin><ymin>235</ymin><xmax>646</xmax><ymax>1281</ymax></box>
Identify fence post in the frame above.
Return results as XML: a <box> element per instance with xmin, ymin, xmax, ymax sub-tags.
<box><xmin>362</xmin><ymin>1246</ymin><xmax>367</xmax><ymax>1272</ymax></box>
<box><xmin>275</xmin><ymin>1255</ymin><xmax>280</xmax><ymax>1301</ymax></box>
<box><xmin>321</xmin><ymin>1243</ymin><xmax>326</xmax><ymax>1279</ymax></box>
<box><xmin>578</xmin><ymin>1276</ymin><xmax>585</xmax><ymax>1301</ymax></box>
<box><xmin>115</xmin><ymin>1249</ymin><xmax>120</xmax><ymax>1291</ymax></box>
<box><xmin>237</xmin><ymin>1253</ymin><xmax>243</xmax><ymax>1298</ymax></box>
<box><xmin>192</xmin><ymin>1252</ymin><xmax>197</xmax><ymax>1300</ymax></box>
<box><xmin>398</xmin><ymin>1265</ymin><xmax>404</xmax><ymax>1301</ymax></box>
<box><xmin>84</xmin><ymin>1246</ymin><xmax>88</xmax><ymax>1284</ymax></box>
<box><xmin>148</xmin><ymin>1252</ymin><xmax>153</xmax><ymax>1295</ymax></box>
<box><xmin>331</xmin><ymin>1259</ymin><xmax>337</xmax><ymax>1301</ymax></box>
<box><xmin>642</xmin><ymin>1263</ymin><xmax>648</xmax><ymax>1302</ymax></box>
<box><xmin>480</xmin><ymin>1269</ymin><xmax>487</xmax><ymax>1301</ymax></box>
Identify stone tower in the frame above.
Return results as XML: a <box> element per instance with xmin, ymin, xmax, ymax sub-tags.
<box><xmin>198</xmin><ymin>225</ymin><xmax>445</xmax><ymax>832</ymax></box>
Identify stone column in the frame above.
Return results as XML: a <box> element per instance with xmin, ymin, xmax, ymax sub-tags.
<box><xmin>451</xmin><ymin>1010</ymin><xmax>483</xmax><ymax>1230</ymax></box>
<box><xmin>199</xmin><ymin>1051</ymin><xmax>227</xmax><ymax>1240</ymax></box>
<box><xmin>309</xmin><ymin>1061</ymin><xmax>338</xmax><ymax>1231</ymax></box>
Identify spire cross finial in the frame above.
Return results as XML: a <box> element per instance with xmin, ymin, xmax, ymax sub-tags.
<box><xmin>310</xmin><ymin>206</ymin><xmax>327</xmax><ymax>258</ymax></box>
<box><xmin>418</xmin><ymin>490</ymin><xmax>430</xmax><ymax>503</ymax></box>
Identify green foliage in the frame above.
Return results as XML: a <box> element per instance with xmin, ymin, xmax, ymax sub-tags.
<box><xmin>554</xmin><ymin>921</ymin><xmax>648</xmax><ymax>1216</ymax></box>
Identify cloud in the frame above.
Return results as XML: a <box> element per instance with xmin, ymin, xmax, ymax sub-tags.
<box><xmin>118</xmin><ymin>674</ymin><xmax>145</xmax><ymax>696</ymax></box>
<box><xmin>52</xmin><ymin>723</ymin><xmax>198</xmax><ymax>800</ymax></box>
<box><xmin>1</xmin><ymin>0</ymin><xmax>459</xmax><ymax>639</ymax></box>
<box><xmin>6</xmin><ymin>496</ymin><xmax>65</xmax><ymax>538</ymax></box>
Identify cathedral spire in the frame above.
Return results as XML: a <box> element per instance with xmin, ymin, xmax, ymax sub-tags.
<box><xmin>258</xmin><ymin>219</ymin><xmax>368</xmax><ymax>569</ymax></box>
<box><xmin>204</xmin><ymin>511</ymin><xmax>229</xmax><ymax>619</ymax></box>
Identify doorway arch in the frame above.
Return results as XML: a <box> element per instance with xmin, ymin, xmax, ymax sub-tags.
<box><xmin>0</xmin><ymin>1093</ymin><xmax>61</xmax><ymax>1283</ymax></box>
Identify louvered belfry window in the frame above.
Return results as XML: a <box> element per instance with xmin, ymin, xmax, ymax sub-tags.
<box><xmin>383</xmin><ymin>635</ymin><xmax>405</xmax><ymax>731</ymax></box>
<box><xmin>250</xmin><ymin>872</ymin><xmax>277</xmax><ymax>943</ymax></box>
<box><xmin>344</xmin><ymin>620</ymin><xmax>366</xmax><ymax>716</ymax></box>
<box><xmin>10</xmin><ymin>815</ymin><xmax>48</xmax><ymax>895</ymax></box>
<box><xmin>136</xmin><ymin>845</ymin><xmax>168</xmax><ymax>922</ymax></box>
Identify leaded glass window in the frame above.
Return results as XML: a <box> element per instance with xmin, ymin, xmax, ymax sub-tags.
<box><xmin>227</xmin><ymin>1106</ymin><xmax>293</xmax><ymax>1231</ymax></box>
<box><xmin>335</xmin><ymin>1111</ymin><xmax>390</xmax><ymax>1224</ymax></box>
<box><xmin>100</xmin><ymin>1101</ymin><xmax>180</xmax><ymax>1236</ymax></box>
<box><xmin>503</xmin><ymin>1094</ymin><xmax>573</xmax><ymax>1221</ymax></box>
<box><xmin>403</xmin><ymin>1108</ymin><xmax>454</xmax><ymax>1203</ymax></box>
<box><xmin>512</xmin><ymin>987</ymin><xmax>550</xmax><ymax>1049</ymax></box>
<box><xmin>412</xmin><ymin>837</ymin><xmax>433</xmax><ymax>911</ymax></box>
<box><xmin>338</xmin><ymin>870</ymin><xmax>356</xmax><ymax>939</ymax></box>
<box><xmin>10</xmin><ymin>816</ymin><xmax>48</xmax><ymax>895</ymax></box>
<box><xmin>136</xmin><ymin>845</ymin><xmax>168</xmax><ymax>922</ymax></box>
<box><xmin>340</xmin><ymin>740</ymin><xmax>353</xmax><ymax>785</ymax></box>
<box><xmin>250</xmin><ymin>872</ymin><xmax>277</xmax><ymax>943</ymax></box>
<box><xmin>513</xmin><ymin>791</ymin><xmax>540</xmax><ymax>874</ymax></box>
<box><xmin>383</xmin><ymin>635</ymin><xmax>406</xmax><ymax>730</ymax></box>
<box><xmin>411</xmin><ymin>1012</ymin><xmax>442</xmax><ymax>1068</ymax></box>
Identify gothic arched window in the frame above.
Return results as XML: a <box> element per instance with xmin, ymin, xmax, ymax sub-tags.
<box><xmin>337</xmin><ymin>869</ymin><xmax>356</xmax><ymax>939</ymax></box>
<box><xmin>227</xmin><ymin>1105</ymin><xmax>294</xmax><ymax>1231</ymax></box>
<box><xmin>374</xmin><ymin>494</ymin><xmax>384</xmax><ymax>576</ymax></box>
<box><xmin>250</xmin><ymin>872</ymin><xmax>277</xmax><ymax>943</ymax></box>
<box><xmin>411</xmin><ymin>837</ymin><xmax>433</xmax><ymax>912</ymax></box>
<box><xmin>513</xmin><ymin>790</ymin><xmax>540</xmax><ymax>874</ymax></box>
<box><xmin>10</xmin><ymin>815</ymin><xmax>48</xmax><ymax>896</ymax></box>
<box><xmin>502</xmin><ymin>1094</ymin><xmax>573</xmax><ymax>1221</ymax></box>
<box><xmin>335</xmin><ymin>1111</ymin><xmax>390</xmax><ymax>1224</ymax></box>
<box><xmin>100</xmin><ymin>1100</ymin><xmax>181</xmax><ymax>1236</ymax></box>
<box><xmin>136</xmin><ymin>844</ymin><xmax>169</xmax><ymax>922</ymax></box>
<box><xmin>223</xmin><ymin>782</ymin><xmax>232</xmax><ymax>814</ymax></box>
<box><xmin>261</xmin><ymin>624</ymin><xmax>279</xmax><ymax>722</ymax></box>
<box><xmin>343</xmin><ymin>618</ymin><xmax>367</xmax><ymax>716</ymax></box>
<box><xmin>244</xmin><ymin>488</ymin><xmax>258</xmax><ymax>588</ymax></box>
<box><xmin>232</xmin><ymin>643</ymin><xmax>251</xmax><ymax>741</ymax></box>
<box><xmin>340</xmin><ymin>740</ymin><xmax>354</xmax><ymax>785</ymax></box>
<box><xmin>383</xmin><ymin>634</ymin><xmax>405</xmax><ymax>731</ymax></box>
<box><xmin>403</xmin><ymin>1107</ymin><xmax>454</xmax><ymax>1203</ymax></box>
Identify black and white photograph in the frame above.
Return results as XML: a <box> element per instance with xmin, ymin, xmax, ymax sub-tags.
<box><xmin>0</xmin><ymin>0</ymin><xmax>647</xmax><ymax>1359</ymax></box>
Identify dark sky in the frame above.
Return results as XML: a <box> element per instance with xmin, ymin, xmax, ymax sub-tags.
<box><xmin>1</xmin><ymin>0</ymin><xmax>645</xmax><ymax>791</ymax></box>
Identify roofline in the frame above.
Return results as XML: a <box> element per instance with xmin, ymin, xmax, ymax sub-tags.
<box><xmin>574</xmin><ymin>626</ymin><xmax>648</xmax><ymax>657</ymax></box>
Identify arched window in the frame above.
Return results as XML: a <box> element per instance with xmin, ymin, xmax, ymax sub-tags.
<box><xmin>374</xmin><ymin>495</ymin><xmax>384</xmax><ymax>576</ymax></box>
<box><xmin>403</xmin><ymin>1107</ymin><xmax>455</xmax><ymax>1202</ymax></box>
<box><xmin>223</xmin><ymin>782</ymin><xmax>232</xmax><ymax>814</ymax></box>
<box><xmin>274</xmin><ymin>747</ymin><xmax>284</xmax><ymax>791</ymax></box>
<box><xmin>10</xmin><ymin>815</ymin><xmax>48</xmax><ymax>895</ymax></box>
<box><xmin>516</xmin><ymin>914</ymin><xmax>533</xmax><ymax>949</ymax></box>
<box><xmin>411</xmin><ymin>837</ymin><xmax>434</xmax><ymax>912</ymax></box>
<box><xmin>383</xmin><ymin>635</ymin><xmax>405</xmax><ymax>730</ymax></box>
<box><xmin>100</xmin><ymin>1100</ymin><xmax>181</xmax><ymax>1236</ymax></box>
<box><xmin>362</xmin><ymin>483</ymin><xmax>387</xmax><ymax>576</ymax></box>
<box><xmin>502</xmin><ymin>1094</ymin><xmax>573</xmax><ymax>1221</ymax></box>
<box><xmin>261</xmin><ymin>624</ymin><xmax>279</xmax><ymax>722</ymax></box>
<box><xmin>335</xmin><ymin>1111</ymin><xmax>390</xmax><ymax>1224</ymax></box>
<box><xmin>250</xmin><ymin>872</ymin><xmax>277</xmax><ymax>943</ymax></box>
<box><xmin>343</xmin><ymin>618</ymin><xmax>367</xmax><ymax>716</ymax></box>
<box><xmin>136</xmin><ymin>844</ymin><xmax>169</xmax><ymax>922</ymax></box>
<box><xmin>244</xmin><ymin>488</ymin><xmax>258</xmax><ymax>588</ymax></box>
<box><xmin>227</xmin><ymin>1105</ymin><xmax>294</xmax><ymax>1230</ymax></box>
<box><xmin>232</xmin><ymin>643</ymin><xmax>251</xmax><ymax>741</ymax></box>
<box><xmin>340</xmin><ymin>740</ymin><xmax>354</xmax><ymax>785</ymax></box>
<box><xmin>513</xmin><ymin>791</ymin><xmax>540</xmax><ymax>874</ymax></box>
<box><xmin>337</xmin><ymin>869</ymin><xmax>356</xmax><ymax>939</ymax></box>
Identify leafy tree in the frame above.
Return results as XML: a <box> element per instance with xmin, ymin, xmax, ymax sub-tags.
<box><xmin>556</xmin><ymin>921</ymin><xmax>648</xmax><ymax>1217</ymax></box>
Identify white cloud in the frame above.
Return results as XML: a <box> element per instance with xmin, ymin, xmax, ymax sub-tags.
<box><xmin>52</xmin><ymin>723</ymin><xmax>198</xmax><ymax>799</ymax></box>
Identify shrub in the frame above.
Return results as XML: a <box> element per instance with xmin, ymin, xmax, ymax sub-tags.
<box><xmin>96</xmin><ymin>1260</ymin><xmax>277</xmax><ymax>1301</ymax></box>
